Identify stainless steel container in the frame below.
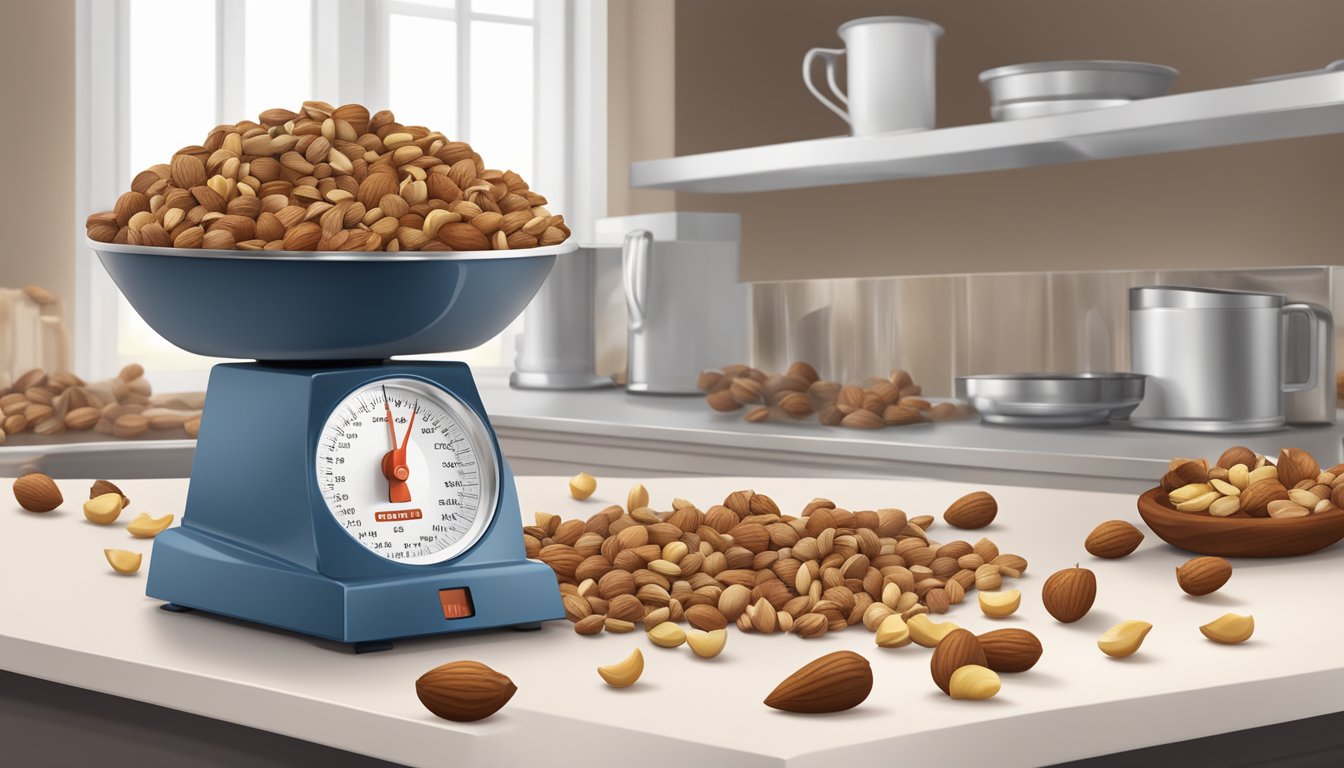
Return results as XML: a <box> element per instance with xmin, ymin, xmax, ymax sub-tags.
<box><xmin>957</xmin><ymin>373</ymin><xmax>1145</xmax><ymax>427</ymax></box>
<box><xmin>979</xmin><ymin>60</ymin><xmax>1178</xmax><ymax>121</ymax></box>
<box><xmin>623</xmin><ymin>227</ymin><xmax>748</xmax><ymax>394</ymax></box>
<box><xmin>1129</xmin><ymin>286</ymin><xmax>1333</xmax><ymax>432</ymax></box>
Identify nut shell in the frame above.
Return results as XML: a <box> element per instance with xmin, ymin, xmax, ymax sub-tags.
<box><xmin>1084</xmin><ymin>520</ymin><xmax>1145</xmax><ymax>558</ymax></box>
<box><xmin>1276</xmin><ymin>448</ymin><xmax>1320</xmax><ymax>489</ymax></box>
<box><xmin>1239</xmin><ymin>479</ymin><xmax>1289</xmax><ymax>517</ymax></box>
<box><xmin>1041</xmin><ymin>566</ymin><xmax>1096</xmax><ymax>623</ymax></box>
<box><xmin>415</xmin><ymin>660</ymin><xmax>516</xmax><ymax>722</ymax></box>
<box><xmin>930</xmin><ymin>629</ymin><xmax>987</xmax><ymax>694</ymax></box>
<box><xmin>13</xmin><ymin>473</ymin><xmax>62</xmax><ymax>512</ymax></box>
<box><xmin>943</xmin><ymin>491</ymin><xmax>997</xmax><ymax>529</ymax></box>
<box><xmin>976</xmin><ymin>628</ymin><xmax>1043</xmax><ymax>673</ymax></box>
<box><xmin>764</xmin><ymin>650</ymin><xmax>872</xmax><ymax>713</ymax></box>
<box><xmin>1175</xmin><ymin>556</ymin><xmax>1232</xmax><ymax>596</ymax></box>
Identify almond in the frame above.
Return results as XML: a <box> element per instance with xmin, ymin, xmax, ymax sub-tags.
<box><xmin>415</xmin><ymin>660</ymin><xmax>516</xmax><ymax>721</ymax></box>
<box><xmin>930</xmin><ymin>628</ymin><xmax>987</xmax><ymax>694</ymax></box>
<box><xmin>438</xmin><ymin>222</ymin><xmax>491</xmax><ymax>250</ymax></box>
<box><xmin>1084</xmin><ymin>520</ymin><xmax>1145</xmax><ymax>558</ymax></box>
<box><xmin>685</xmin><ymin>604</ymin><xmax>727</xmax><ymax>631</ymax></box>
<box><xmin>1239</xmin><ymin>479</ymin><xmax>1289</xmax><ymax>517</ymax></box>
<box><xmin>1161</xmin><ymin>459</ymin><xmax>1209</xmax><ymax>491</ymax></box>
<box><xmin>764</xmin><ymin>650</ymin><xmax>872</xmax><ymax>713</ymax></box>
<box><xmin>840</xmin><ymin>409</ymin><xmax>884</xmax><ymax>429</ymax></box>
<box><xmin>90</xmin><ymin>479</ymin><xmax>130</xmax><ymax>507</ymax></box>
<box><xmin>976</xmin><ymin>628</ymin><xmax>1043</xmax><ymax>673</ymax></box>
<box><xmin>1041</xmin><ymin>565</ymin><xmax>1096</xmax><ymax>623</ymax></box>
<box><xmin>1276</xmin><ymin>448</ymin><xmax>1320</xmax><ymax>489</ymax></box>
<box><xmin>944</xmin><ymin>491</ymin><xmax>997</xmax><ymax>529</ymax></box>
<box><xmin>13</xmin><ymin>473</ymin><xmax>62</xmax><ymax>512</ymax></box>
<box><xmin>1216</xmin><ymin>446</ymin><xmax>1257</xmax><ymax>469</ymax></box>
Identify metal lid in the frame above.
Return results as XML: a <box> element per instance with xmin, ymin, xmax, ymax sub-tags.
<box><xmin>1129</xmin><ymin>286</ymin><xmax>1284</xmax><ymax>310</ymax></box>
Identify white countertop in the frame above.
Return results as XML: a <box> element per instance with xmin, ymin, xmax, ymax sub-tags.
<box><xmin>3</xmin><ymin>475</ymin><xmax>1344</xmax><ymax>768</ymax></box>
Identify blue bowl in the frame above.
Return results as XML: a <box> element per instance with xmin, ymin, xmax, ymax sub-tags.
<box><xmin>91</xmin><ymin>241</ymin><xmax>571</xmax><ymax>361</ymax></box>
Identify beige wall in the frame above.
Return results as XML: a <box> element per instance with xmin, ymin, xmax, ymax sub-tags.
<box><xmin>610</xmin><ymin>0</ymin><xmax>1344</xmax><ymax>282</ymax></box>
<box><xmin>606</xmin><ymin>0</ymin><xmax>679</xmax><ymax>218</ymax></box>
<box><xmin>0</xmin><ymin>0</ymin><xmax>75</xmax><ymax>304</ymax></box>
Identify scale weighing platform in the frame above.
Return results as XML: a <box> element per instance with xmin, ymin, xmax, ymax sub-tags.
<box><xmin>92</xmin><ymin>241</ymin><xmax>572</xmax><ymax>651</ymax></box>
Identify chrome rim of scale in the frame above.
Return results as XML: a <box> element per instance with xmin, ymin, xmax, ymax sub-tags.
<box><xmin>314</xmin><ymin>378</ymin><xmax>500</xmax><ymax>565</ymax></box>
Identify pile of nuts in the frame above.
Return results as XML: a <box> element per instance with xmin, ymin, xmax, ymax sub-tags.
<box><xmin>527</xmin><ymin>485</ymin><xmax>1029</xmax><ymax>643</ymax></box>
<box><xmin>0</xmin><ymin>365</ymin><xmax>204</xmax><ymax>442</ymax></box>
<box><xmin>1161</xmin><ymin>446</ymin><xmax>1342</xmax><ymax>518</ymax></box>
<box><xmin>86</xmin><ymin>102</ymin><xmax>568</xmax><ymax>252</ymax></box>
<box><xmin>699</xmin><ymin>361</ymin><xmax>972</xmax><ymax>429</ymax></box>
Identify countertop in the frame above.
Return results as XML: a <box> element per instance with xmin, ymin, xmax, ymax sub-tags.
<box><xmin>479</xmin><ymin>382</ymin><xmax>1344</xmax><ymax>491</ymax></box>
<box><xmin>3</xmin><ymin>378</ymin><xmax>1340</xmax><ymax>492</ymax></box>
<box><xmin>4</xmin><ymin>475</ymin><xmax>1344</xmax><ymax>767</ymax></box>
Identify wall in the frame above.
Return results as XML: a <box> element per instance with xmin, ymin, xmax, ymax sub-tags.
<box><xmin>608</xmin><ymin>0</ymin><xmax>1344</xmax><ymax>282</ymax></box>
<box><xmin>0</xmin><ymin>0</ymin><xmax>75</xmax><ymax>304</ymax></box>
<box><xmin>606</xmin><ymin>0</ymin><xmax>678</xmax><ymax>218</ymax></box>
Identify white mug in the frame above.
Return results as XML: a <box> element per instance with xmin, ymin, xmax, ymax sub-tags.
<box><xmin>803</xmin><ymin>16</ymin><xmax>943</xmax><ymax>136</ymax></box>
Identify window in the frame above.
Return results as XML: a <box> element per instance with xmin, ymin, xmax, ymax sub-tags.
<box><xmin>75</xmin><ymin>0</ymin><xmax>604</xmax><ymax>390</ymax></box>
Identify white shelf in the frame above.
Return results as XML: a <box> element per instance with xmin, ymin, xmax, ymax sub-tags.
<box><xmin>629</xmin><ymin>73</ymin><xmax>1344</xmax><ymax>193</ymax></box>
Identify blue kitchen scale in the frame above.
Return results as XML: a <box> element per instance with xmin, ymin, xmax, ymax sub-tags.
<box><xmin>92</xmin><ymin>241</ymin><xmax>572</xmax><ymax>651</ymax></box>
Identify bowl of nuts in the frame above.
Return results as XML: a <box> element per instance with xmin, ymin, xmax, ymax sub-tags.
<box><xmin>86</xmin><ymin>101</ymin><xmax>574</xmax><ymax>361</ymax></box>
<box><xmin>1137</xmin><ymin>446</ymin><xmax>1344</xmax><ymax>557</ymax></box>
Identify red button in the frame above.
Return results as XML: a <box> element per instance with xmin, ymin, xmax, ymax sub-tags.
<box><xmin>439</xmin><ymin>588</ymin><xmax>474</xmax><ymax>619</ymax></box>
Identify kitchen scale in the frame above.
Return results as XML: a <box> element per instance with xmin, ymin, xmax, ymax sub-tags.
<box><xmin>92</xmin><ymin>241</ymin><xmax>572</xmax><ymax>651</ymax></box>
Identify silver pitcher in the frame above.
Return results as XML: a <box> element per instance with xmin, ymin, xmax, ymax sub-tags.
<box><xmin>1129</xmin><ymin>286</ymin><xmax>1333</xmax><ymax>432</ymax></box>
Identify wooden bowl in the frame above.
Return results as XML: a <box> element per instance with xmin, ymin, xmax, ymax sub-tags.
<box><xmin>1137</xmin><ymin>487</ymin><xmax>1344</xmax><ymax>557</ymax></box>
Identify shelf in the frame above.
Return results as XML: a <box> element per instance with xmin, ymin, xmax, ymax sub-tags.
<box><xmin>629</xmin><ymin>73</ymin><xmax>1344</xmax><ymax>193</ymax></box>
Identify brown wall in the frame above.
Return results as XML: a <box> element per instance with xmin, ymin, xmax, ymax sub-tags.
<box><xmin>611</xmin><ymin>0</ymin><xmax>1344</xmax><ymax>282</ymax></box>
<box><xmin>0</xmin><ymin>0</ymin><xmax>75</xmax><ymax>303</ymax></box>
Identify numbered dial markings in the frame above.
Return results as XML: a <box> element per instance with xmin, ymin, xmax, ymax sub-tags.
<box><xmin>315</xmin><ymin>378</ymin><xmax>499</xmax><ymax>565</ymax></box>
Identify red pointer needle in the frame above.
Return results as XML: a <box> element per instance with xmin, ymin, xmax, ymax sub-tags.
<box><xmin>381</xmin><ymin>388</ymin><xmax>413</xmax><ymax>504</ymax></box>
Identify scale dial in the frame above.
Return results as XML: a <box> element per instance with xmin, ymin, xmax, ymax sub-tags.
<box><xmin>315</xmin><ymin>378</ymin><xmax>499</xmax><ymax>565</ymax></box>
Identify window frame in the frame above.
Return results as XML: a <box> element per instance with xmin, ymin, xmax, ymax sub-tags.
<box><xmin>73</xmin><ymin>0</ymin><xmax>606</xmax><ymax>390</ymax></box>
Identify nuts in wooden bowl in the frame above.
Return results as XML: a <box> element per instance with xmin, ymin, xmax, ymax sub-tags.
<box><xmin>1140</xmin><ymin>446</ymin><xmax>1344</xmax><ymax>557</ymax></box>
<box><xmin>87</xmin><ymin>102</ymin><xmax>569</xmax><ymax>253</ymax></box>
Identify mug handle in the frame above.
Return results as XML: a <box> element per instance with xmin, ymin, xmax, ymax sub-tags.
<box><xmin>1281</xmin><ymin>303</ymin><xmax>1327</xmax><ymax>393</ymax></box>
<box><xmin>622</xmin><ymin>229</ymin><xmax>652</xmax><ymax>334</ymax></box>
<box><xmin>803</xmin><ymin>47</ymin><xmax>850</xmax><ymax>125</ymax></box>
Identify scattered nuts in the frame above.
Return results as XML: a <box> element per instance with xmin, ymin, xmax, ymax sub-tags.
<box><xmin>943</xmin><ymin>491</ymin><xmax>997</xmax><ymax>529</ymax></box>
<box><xmin>90</xmin><ymin>479</ymin><xmax>131</xmax><ymax>508</ymax></box>
<box><xmin>1176</xmin><ymin>556</ymin><xmax>1232</xmax><ymax>596</ymax></box>
<box><xmin>1041</xmin><ymin>565</ymin><xmax>1096</xmax><ymax>623</ymax></box>
<box><xmin>1084</xmin><ymin>520</ymin><xmax>1144</xmax><ymax>558</ymax></box>
<box><xmin>874</xmin><ymin>614</ymin><xmax>911</xmax><ymax>648</ymax></box>
<box><xmin>13</xmin><ymin>473</ymin><xmax>62</xmax><ymax>512</ymax></box>
<box><xmin>1097</xmin><ymin>620</ymin><xmax>1153</xmax><ymax>658</ymax></box>
<box><xmin>83</xmin><ymin>493</ymin><xmax>125</xmax><ymax>525</ymax></box>
<box><xmin>948</xmin><ymin>665</ymin><xmax>1001</xmax><ymax>700</ymax></box>
<box><xmin>104</xmin><ymin>548</ymin><xmax>142</xmax><ymax>575</ymax></box>
<box><xmin>1200</xmin><ymin>613</ymin><xmax>1254</xmax><ymax>645</ymax></box>
<box><xmin>978</xmin><ymin>589</ymin><xmax>1021</xmax><ymax>618</ymax></box>
<box><xmin>126</xmin><ymin>513</ymin><xmax>175</xmax><ymax>538</ymax></box>
<box><xmin>764</xmin><ymin>651</ymin><xmax>872</xmax><ymax>713</ymax></box>
<box><xmin>976</xmin><ymin>628</ymin><xmax>1042</xmax><ymax>673</ymax></box>
<box><xmin>415</xmin><ymin>661</ymin><xmax>516</xmax><ymax>721</ymax></box>
<box><xmin>930</xmin><ymin>629</ymin><xmax>987</xmax><ymax>694</ymax></box>
<box><xmin>569</xmin><ymin>472</ymin><xmax>597</xmax><ymax>500</ymax></box>
<box><xmin>647</xmin><ymin>621</ymin><xmax>687</xmax><ymax>648</ymax></box>
<box><xmin>597</xmin><ymin>648</ymin><xmax>644</xmax><ymax>687</ymax></box>
<box><xmin>685</xmin><ymin>628</ymin><xmax>727</xmax><ymax>658</ymax></box>
<box><xmin>907</xmin><ymin>614</ymin><xmax>961</xmax><ymax>648</ymax></box>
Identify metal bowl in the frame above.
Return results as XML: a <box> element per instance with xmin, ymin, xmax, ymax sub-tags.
<box><xmin>956</xmin><ymin>373</ymin><xmax>1147</xmax><ymax>427</ymax></box>
<box><xmin>91</xmin><ymin>241</ymin><xmax>574</xmax><ymax>361</ymax></box>
<box><xmin>979</xmin><ymin>60</ymin><xmax>1178</xmax><ymax>121</ymax></box>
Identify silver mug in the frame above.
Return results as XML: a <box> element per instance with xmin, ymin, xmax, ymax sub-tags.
<box><xmin>1129</xmin><ymin>286</ymin><xmax>1332</xmax><ymax>432</ymax></box>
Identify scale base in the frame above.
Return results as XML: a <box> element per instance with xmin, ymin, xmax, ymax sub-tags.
<box><xmin>149</xmin><ymin>525</ymin><xmax>563</xmax><ymax>645</ymax></box>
